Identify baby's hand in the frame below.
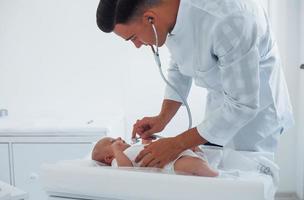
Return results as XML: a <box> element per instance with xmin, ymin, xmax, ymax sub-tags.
<box><xmin>111</xmin><ymin>140</ymin><xmax>125</xmax><ymax>152</ymax></box>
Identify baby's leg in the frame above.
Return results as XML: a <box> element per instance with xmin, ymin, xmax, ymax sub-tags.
<box><xmin>174</xmin><ymin>156</ymin><xmax>218</xmax><ymax>177</ymax></box>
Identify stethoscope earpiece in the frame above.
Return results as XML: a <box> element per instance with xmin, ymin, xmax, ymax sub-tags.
<box><xmin>148</xmin><ymin>17</ymin><xmax>153</xmax><ymax>24</ymax></box>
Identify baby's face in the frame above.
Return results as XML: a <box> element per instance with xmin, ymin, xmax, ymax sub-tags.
<box><xmin>102</xmin><ymin>137</ymin><xmax>129</xmax><ymax>150</ymax></box>
<box><xmin>92</xmin><ymin>137</ymin><xmax>130</xmax><ymax>165</ymax></box>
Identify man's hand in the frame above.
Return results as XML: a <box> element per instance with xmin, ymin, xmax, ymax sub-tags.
<box><xmin>132</xmin><ymin>100</ymin><xmax>182</xmax><ymax>140</ymax></box>
<box><xmin>132</xmin><ymin>115</ymin><xmax>167</xmax><ymax>140</ymax></box>
<box><xmin>135</xmin><ymin>127</ymin><xmax>208</xmax><ymax>168</ymax></box>
<box><xmin>141</xmin><ymin>138</ymin><xmax>153</xmax><ymax>144</ymax></box>
<box><xmin>135</xmin><ymin>137</ymin><xmax>184</xmax><ymax>168</ymax></box>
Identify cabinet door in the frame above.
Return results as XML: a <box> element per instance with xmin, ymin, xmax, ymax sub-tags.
<box><xmin>13</xmin><ymin>143</ymin><xmax>92</xmax><ymax>200</ymax></box>
<box><xmin>0</xmin><ymin>143</ymin><xmax>10</xmax><ymax>183</ymax></box>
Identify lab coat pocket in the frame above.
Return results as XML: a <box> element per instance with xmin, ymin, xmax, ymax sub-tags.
<box><xmin>194</xmin><ymin>66</ymin><xmax>221</xmax><ymax>90</ymax></box>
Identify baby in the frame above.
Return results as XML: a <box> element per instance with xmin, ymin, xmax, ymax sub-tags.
<box><xmin>92</xmin><ymin>137</ymin><xmax>218</xmax><ymax>177</ymax></box>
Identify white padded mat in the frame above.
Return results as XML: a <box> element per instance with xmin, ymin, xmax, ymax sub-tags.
<box><xmin>41</xmin><ymin>147</ymin><xmax>277</xmax><ymax>200</ymax></box>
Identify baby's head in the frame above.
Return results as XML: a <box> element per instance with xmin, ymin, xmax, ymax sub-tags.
<box><xmin>92</xmin><ymin>137</ymin><xmax>130</xmax><ymax>165</ymax></box>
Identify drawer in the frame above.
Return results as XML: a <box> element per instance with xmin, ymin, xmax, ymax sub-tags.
<box><xmin>13</xmin><ymin>143</ymin><xmax>93</xmax><ymax>200</ymax></box>
<box><xmin>0</xmin><ymin>143</ymin><xmax>10</xmax><ymax>183</ymax></box>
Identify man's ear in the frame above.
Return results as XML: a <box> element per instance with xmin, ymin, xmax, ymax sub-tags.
<box><xmin>142</xmin><ymin>11</ymin><xmax>157</xmax><ymax>25</ymax></box>
<box><xmin>105</xmin><ymin>155</ymin><xmax>114</xmax><ymax>164</ymax></box>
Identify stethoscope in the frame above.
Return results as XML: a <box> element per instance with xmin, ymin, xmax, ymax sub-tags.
<box><xmin>131</xmin><ymin>18</ymin><xmax>193</xmax><ymax>144</ymax></box>
<box><xmin>149</xmin><ymin>18</ymin><xmax>192</xmax><ymax>130</ymax></box>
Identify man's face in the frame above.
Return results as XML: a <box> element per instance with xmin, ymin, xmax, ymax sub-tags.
<box><xmin>114</xmin><ymin>19</ymin><xmax>166</xmax><ymax>48</ymax></box>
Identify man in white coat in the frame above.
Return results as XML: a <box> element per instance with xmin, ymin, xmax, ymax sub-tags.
<box><xmin>96</xmin><ymin>0</ymin><xmax>294</xmax><ymax>168</ymax></box>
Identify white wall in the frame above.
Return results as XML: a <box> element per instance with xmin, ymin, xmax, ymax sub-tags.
<box><xmin>0</xmin><ymin>0</ymin><xmax>126</xmax><ymax>122</ymax></box>
<box><xmin>0</xmin><ymin>0</ymin><xmax>207</xmax><ymax>138</ymax></box>
<box><xmin>268</xmin><ymin>0</ymin><xmax>301</xmax><ymax>193</ymax></box>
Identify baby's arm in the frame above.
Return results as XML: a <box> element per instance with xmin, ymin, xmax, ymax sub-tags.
<box><xmin>112</xmin><ymin>141</ymin><xmax>133</xmax><ymax>167</ymax></box>
<box><xmin>114</xmin><ymin>151</ymin><xmax>133</xmax><ymax>167</ymax></box>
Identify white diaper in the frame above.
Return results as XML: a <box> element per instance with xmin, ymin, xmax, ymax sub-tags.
<box><xmin>111</xmin><ymin>144</ymin><xmax>206</xmax><ymax>174</ymax></box>
<box><xmin>163</xmin><ymin>149</ymin><xmax>203</xmax><ymax>174</ymax></box>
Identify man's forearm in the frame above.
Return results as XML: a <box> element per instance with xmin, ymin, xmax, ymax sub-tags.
<box><xmin>175</xmin><ymin>127</ymin><xmax>208</xmax><ymax>151</ymax></box>
<box><xmin>159</xmin><ymin>100</ymin><xmax>208</xmax><ymax>151</ymax></box>
<box><xmin>159</xmin><ymin>99</ymin><xmax>182</xmax><ymax>125</ymax></box>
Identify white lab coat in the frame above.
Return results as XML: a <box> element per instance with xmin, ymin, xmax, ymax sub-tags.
<box><xmin>164</xmin><ymin>0</ymin><xmax>294</xmax><ymax>152</ymax></box>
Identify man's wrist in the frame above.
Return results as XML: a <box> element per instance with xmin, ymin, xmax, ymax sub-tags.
<box><xmin>174</xmin><ymin>127</ymin><xmax>208</xmax><ymax>151</ymax></box>
<box><xmin>158</xmin><ymin>113</ymin><xmax>170</xmax><ymax>125</ymax></box>
<box><xmin>158</xmin><ymin>99</ymin><xmax>182</xmax><ymax>126</ymax></box>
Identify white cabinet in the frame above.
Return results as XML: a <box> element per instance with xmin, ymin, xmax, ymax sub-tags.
<box><xmin>0</xmin><ymin>143</ymin><xmax>10</xmax><ymax>183</ymax></box>
<box><xmin>0</xmin><ymin>116</ymin><xmax>125</xmax><ymax>200</ymax></box>
<box><xmin>0</xmin><ymin>136</ymin><xmax>106</xmax><ymax>200</ymax></box>
<box><xmin>13</xmin><ymin>143</ymin><xmax>93</xmax><ymax>200</ymax></box>
<box><xmin>0</xmin><ymin>136</ymin><xmax>104</xmax><ymax>200</ymax></box>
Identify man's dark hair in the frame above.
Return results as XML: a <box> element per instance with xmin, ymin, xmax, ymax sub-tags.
<box><xmin>96</xmin><ymin>0</ymin><xmax>161</xmax><ymax>33</ymax></box>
